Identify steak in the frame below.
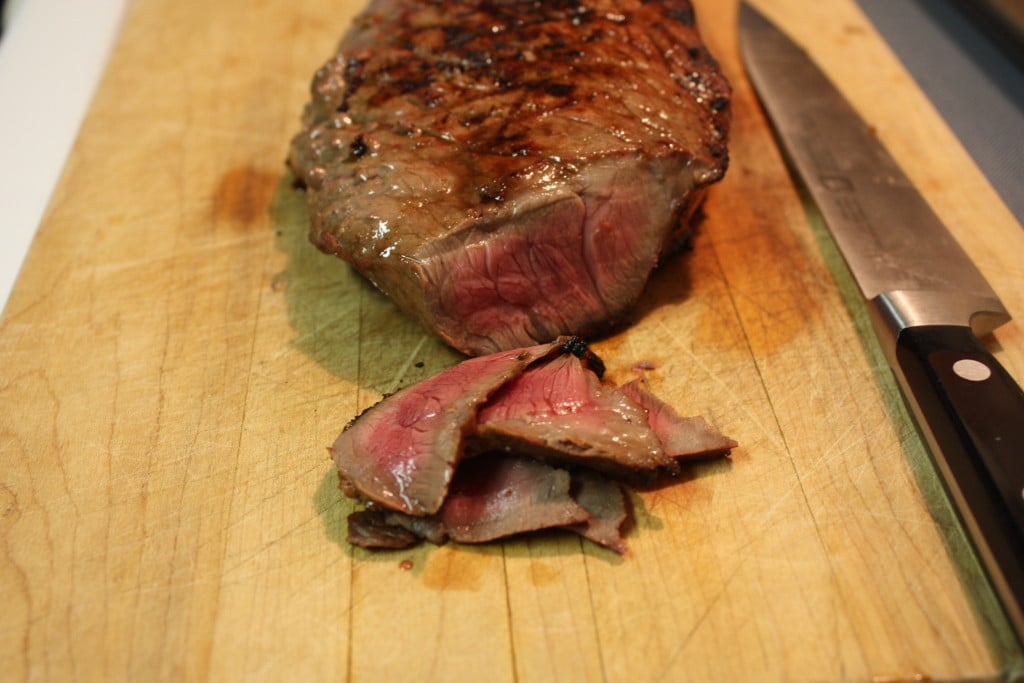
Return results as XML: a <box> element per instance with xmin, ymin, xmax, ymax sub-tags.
<box><xmin>566</xmin><ymin>468</ymin><xmax>630</xmax><ymax>553</ymax></box>
<box><xmin>347</xmin><ymin>455</ymin><xmax>629</xmax><ymax>551</ymax></box>
<box><xmin>618</xmin><ymin>379</ymin><xmax>738</xmax><ymax>459</ymax></box>
<box><xmin>473</xmin><ymin>352</ymin><xmax>678</xmax><ymax>477</ymax></box>
<box><xmin>331</xmin><ymin>337</ymin><xmax>735</xmax><ymax>552</ymax></box>
<box><xmin>288</xmin><ymin>0</ymin><xmax>731</xmax><ymax>356</ymax></box>
<box><xmin>331</xmin><ymin>339</ymin><xmax>564</xmax><ymax>515</ymax></box>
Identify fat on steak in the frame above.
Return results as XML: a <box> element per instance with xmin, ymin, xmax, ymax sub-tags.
<box><xmin>288</xmin><ymin>0</ymin><xmax>731</xmax><ymax>356</ymax></box>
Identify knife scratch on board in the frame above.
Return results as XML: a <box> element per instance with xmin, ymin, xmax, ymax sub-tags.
<box><xmin>659</xmin><ymin>568</ymin><xmax>736</xmax><ymax>672</ymax></box>
<box><xmin>278</xmin><ymin>312</ymin><xmax>354</xmax><ymax>357</ymax></box>
<box><xmin>653</xmin><ymin>318</ymin><xmax>782</xmax><ymax>452</ymax></box>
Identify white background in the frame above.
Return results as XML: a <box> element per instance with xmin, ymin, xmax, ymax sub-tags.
<box><xmin>0</xmin><ymin>0</ymin><xmax>129</xmax><ymax>313</ymax></box>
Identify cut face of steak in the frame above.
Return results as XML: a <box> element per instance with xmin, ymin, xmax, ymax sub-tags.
<box><xmin>438</xmin><ymin>456</ymin><xmax>591</xmax><ymax>543</ymax></box>
<box><xmin>330</xmin><ymin>340</ymin><xmax>563</xmax><ymax>515</ymax></box>
<box><xmin>618</xmin><ymin>379</ymin><xmax>739</xmax><ymax>459</ymax></box>
<box><xmin>347</xmin><ymin>456</ymin><xmax>622</xmax><ymax>550</ymax></box>
<box><xmin>473</xmin><ymin>352</ymin><xmax>678</xmax><ymax>476</ymax></box>
<box><xmin>289</xmin><ymin>0</ymin><xmax>731</xmax><ymax>356</ymax></box>
<box><xmin>331</xmin><ymin>338</ymin><xmax>736</xmax><ymax>553</ymax></box>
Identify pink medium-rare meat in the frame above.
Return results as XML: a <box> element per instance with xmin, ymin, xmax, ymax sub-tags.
<box><xmin>331</xmin><ymin>337</ymin><xmax>735</xmax><ymax>552</ymax></box>
<box><xmin>331</xmin><ymin>339</ymin><xmax>563</xmax><ymax>515</ymax></box>
<box><xmin>473</xmin><ymin>352</ymin><xmax>678</xmax><ymax>476</ymax></box>
<box><xmin>288</xmin><ymin>0</ymin><xmax>731</xmax><ymax>356</ymax></box>
<box><xmin>434</xmin><ymin>456</ymin><xmax>591</xmax><ymax>543</ymax></box>
<box><xmin>618</xmin><ymin>379</ymin><xmax>738</xmax><ymax>459</ymax></box>
<box><xmin>347</xmin><ymin>456</ymin><xmax>626</xmax><ymax>551</ymax></box>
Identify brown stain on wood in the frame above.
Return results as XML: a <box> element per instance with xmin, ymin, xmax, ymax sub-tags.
<box><xmin>213</xmin><ymin>166</ymin><xmax>279</xmax><ymax>227</ymax></box>
<box><xmin>529</xmin><ymin>562</ymin><xmax>559</xmax><ymax>587</ymax></box>
<box><xmin>421</xmin><ymin>546</ymin><xmax>486</xmax><ymax>592</ymax></box>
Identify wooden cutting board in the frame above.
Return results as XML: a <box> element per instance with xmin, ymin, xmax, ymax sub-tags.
<box><xmin>2</xmin><ymin>0</ymin><xmax>1023</xmax><ymax>680</ymax></box>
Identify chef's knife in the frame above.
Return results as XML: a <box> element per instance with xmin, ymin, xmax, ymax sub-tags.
<box><xmin>739</xmin><ymin>2</ymin><xmax>1024</xmax><ymax>645</ymax></box>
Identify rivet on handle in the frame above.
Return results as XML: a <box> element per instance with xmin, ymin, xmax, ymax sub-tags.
<box><xmin>953</xmin><ymin>359</ymin><xmax>993</xmax><ymax>382</ymax></box>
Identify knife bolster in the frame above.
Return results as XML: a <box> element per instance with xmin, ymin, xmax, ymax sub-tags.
<box><xmin>868</xmin><ymin>290</ymin><xmax>1010</xmax><ymax>369</ymax></box>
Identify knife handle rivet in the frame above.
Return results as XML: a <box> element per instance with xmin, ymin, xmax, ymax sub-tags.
<box><xmin>952</xmin><ymin>359</ymin><xmax>992</xmax><ymax>382</ymax></box>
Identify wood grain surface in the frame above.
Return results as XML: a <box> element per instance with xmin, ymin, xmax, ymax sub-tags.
<box><xmin>2</xmin><ymin>0</ymin><xmax>1023</xmax><ymax>680</ymax></box>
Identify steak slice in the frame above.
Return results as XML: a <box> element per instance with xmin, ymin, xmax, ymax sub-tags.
<box><xmin>289</xmin><ymin>0</ymin><xmax>731</xmax><ymax>356</ymax></box>
<box><xmin>566</xmin><ymin>469</ymin><xmax>630</xmax><ymax>554</ymax></box>
<box><xmin>347</xmin><ymin>510</ymin><xmax>423</xmax><ymax>549</ymax></box>
<box><xmin>331</xmin><ymin>338</ymin><xmax>736</xmax><ymax>554</ymax></box>
<box><xmin>330</xmin><ymin>339</ymin><xmax>563</xmax><ymax>515</ymax></box>
<box><xmin>347</xmin><ymin>456</ymin><xmax>592</xmax><ymax>549</ymax></box>
<box><xmin>618</xmin><ymin>379</ymin><xmax>738</xmax><ymax>459</ymax></box>
<box><xmin>472</xmin><ymin>352</ymin><xmax>678</xmax><ymax>477</ymax></box>
<box><xmin>438</xmin><ymin>456</ymin><xmax>592</xmax><ymax>543</ymax></box>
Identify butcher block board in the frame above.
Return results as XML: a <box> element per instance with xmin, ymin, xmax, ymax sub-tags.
<box><xmin>2</xmin><ymin>0</ymin><xmax>1023</xmax><ymax>680</ymax></box>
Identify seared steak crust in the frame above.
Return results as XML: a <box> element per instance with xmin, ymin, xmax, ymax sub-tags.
<box><xmin>290</xmin><ymin>0</ymin><xmax>731</xmax><ymax>355</ymax></box>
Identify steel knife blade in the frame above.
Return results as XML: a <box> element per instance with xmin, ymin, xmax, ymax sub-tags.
<box><xmin>739</xmin><ymin>1</ymin><xmax>1024</xmax><ymax>645</ymax></box>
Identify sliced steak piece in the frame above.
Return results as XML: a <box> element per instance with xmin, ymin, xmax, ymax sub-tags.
<box><xmin>472</xmin><ymin>352</ymin><xmax>678</xmax><ymax>477</ymax></box>
<box><xmin>331</xmin><ymin>339</ymin><xmax>563</xmax><ymax>515</ymax></box>
<box><xmin>347</xmin><ymin>456</ymin><xmax>592</xmax><ymax>549</ymax></box>
<box><xmin>347</xmin><ymin>509</ymin><xmax>423</xmax><ymax>549</ymax></box>
<box><xmin>565</xmin><ymin>469</ymin><xmax>630</xmax><ymax>554</ymax></box>
<box><xmin>618</xmin><ymin>379</ymin><xmax>737</xmax><ymax>459</ymax></box>
<box><xmin>331</xmin><ymin>338</ymin><xmax>737</xmax><ymax>554</ymax></box>
<box><xmin>288</xmin><ymin>0</ymin><xmax>731</xmax><ymax>356</ymax></box>
<box><xmin>439</xmin><ymin>456</ymin><xmax>591</xmax><ymax>543</ymax></box>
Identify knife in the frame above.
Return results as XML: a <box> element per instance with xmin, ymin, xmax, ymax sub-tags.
<box><xmin>738</xmin><ymin>2</ymin><xmax>1024</xmax><ymax>645</ymax></box>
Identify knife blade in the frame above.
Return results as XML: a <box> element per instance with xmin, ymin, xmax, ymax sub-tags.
<box><xmin>738</xmin><ymin>1</ymin><xmax>1024</xmax><ymax>645</ymax></box>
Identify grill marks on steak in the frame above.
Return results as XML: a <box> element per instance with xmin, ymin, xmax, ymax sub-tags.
<box><xmin>332</xmin><ymin>337</ymin><xmax>735</xmax><ymax>553</ymax></box>
<box><xmin>289</xmin><ymin>0</ymin><xmax>731</xmax><ymax>356</ymax></box>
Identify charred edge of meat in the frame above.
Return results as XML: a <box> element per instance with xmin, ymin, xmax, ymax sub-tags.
<box><xmin>337</xmin><ymin>469</ymin><xmax>360</xmax><ymax>499</ymax></box>
<box><xmin>340</xmin><ymin>393</ymin><xmax>393</xmax><ymax>434</ymax></box>
<box><xmin>561</xmin><ymin>336</ymin><xmax>606</xmax><ymax>379</ymax></box>
<box><xmin>625</xmin><ymin>457</ymin><xmax>733</xmax><ymax>495</ymax></box>
<box><xmin>348</xmin><ymin>135</ymin><xmax>368</xmax><ymax>160</ymax></box>
<box><xmin>335</xmin><ymin>56</ymin><xmax>367</xmax><ymax>113</ymax></box>
<box><xmin>347</xmin><ymin>510</ymin><xmax>421</xmax><ymax>549</ymax></box>
<box><xmin>664</xmin><ymin>7</ymin><xmax>696</xmax><ymax>25</ymax></box>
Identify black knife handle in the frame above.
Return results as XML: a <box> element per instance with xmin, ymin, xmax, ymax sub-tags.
<box><xmin>895</xmin><ymin>324</ymin><xmax>1024</xmax><ymax>637</ymax></box>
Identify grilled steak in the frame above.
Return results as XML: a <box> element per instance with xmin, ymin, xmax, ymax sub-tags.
<box><xmin>331</xmin><ymin>337</ymin><xmax>735</xmax><ymax>552</ymax></box>
<box><xmin>331</xmin><ymin>339</ymin><xmax>563</xmax><ymax>515</ymax></box>
<box><xmin>289</xmin><ymin>0</ymin><xmax>731</xmax><ymax>356</ymax></box>
<box><xmin>473</xmin><ymin>352</ymin><xmax>678</xmax><ymax>477</ymax></box>
<box><xmin>618</xmin><ymin>379</ymin><xmax>738</xmax><ymax>459</ymax></box>
<box><xmin>348</xmin><ymin>456</ymin><xmax>593</xmax><ymax>549</ymax></box>
<box><xmin>348</xmin><ymin>456</ymin><xmax>630</xmax><ymax>551</ymax></box>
